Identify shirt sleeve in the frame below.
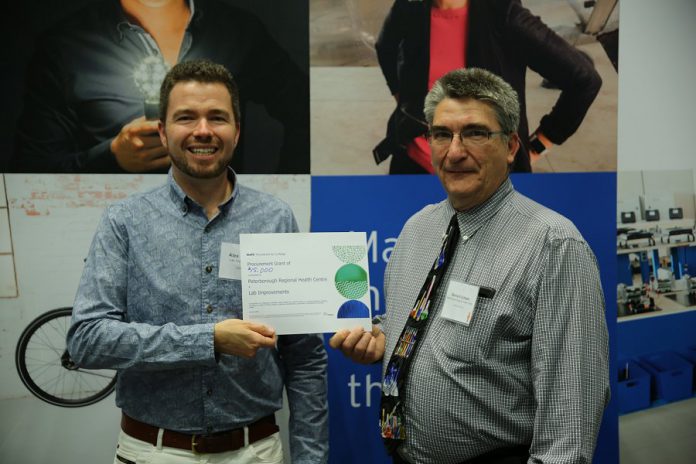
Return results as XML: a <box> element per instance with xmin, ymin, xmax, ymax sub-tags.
<box><xmin>529</xmin><ymin>237</ymin><xmax>610</xmax><ymax>463</ymax></box>
<box><xmin>504</xmin><ymin>0</ymin><xmax>602</xmax><ymax>144</ymax></box>
<box><xmin>375</xmin><ymin>0</ymin><xmax>408</xmax><ymax>96</ymax></box>
<box><xmin>67</xmin><ymin>204</ymin><xmax>217</xmax><ymax>370</ymax></box>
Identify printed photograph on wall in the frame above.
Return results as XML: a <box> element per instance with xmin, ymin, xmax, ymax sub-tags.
<box><xmin>616</xmin><ymin>169</ymin><xmax>696</xmax><ymax>319</ymax></box>
<box><xmin>310</xmin><ymin>0</ymin><xmax>619</xmax><ymax>175</ymax></box>
<box><xmin>2</xmin><ymin>0</ymin><xmax>309</xmax><ymax>174</ymax></box>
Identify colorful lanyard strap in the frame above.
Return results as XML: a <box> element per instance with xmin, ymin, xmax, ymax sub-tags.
<box><xmin>380</xmin><ymin>213</ymin><xmax>460</xmax><ymax>454</ymax></box>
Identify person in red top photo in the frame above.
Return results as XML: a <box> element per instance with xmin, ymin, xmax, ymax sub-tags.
<box><xmin>373</xmin><ymin>0</ymin><xmax>601</xmax><ymax>174</ymax></box>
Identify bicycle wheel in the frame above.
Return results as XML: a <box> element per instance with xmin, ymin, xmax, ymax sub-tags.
<box><xmin>15</xmin><ymin>307</ymin><xmax>117</xmax><ymax>407</ymax></box>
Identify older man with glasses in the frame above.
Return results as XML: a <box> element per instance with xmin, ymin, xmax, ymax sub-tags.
<box><xmin>331</xmin><ymin>67</ymin><xmax>609</xmax><ymax>464</ymax></box>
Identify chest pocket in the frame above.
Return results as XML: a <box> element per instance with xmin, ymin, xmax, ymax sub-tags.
<box><xmin>431</xmin><ymin>289</ymin><xmax>533</xmax><ymax>366</ymax></box>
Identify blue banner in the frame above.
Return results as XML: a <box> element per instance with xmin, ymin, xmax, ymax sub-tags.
<box><xmin>312</xmin><ymin>173</ymin><xmax>617</xmax><ymax>464</ymax></box>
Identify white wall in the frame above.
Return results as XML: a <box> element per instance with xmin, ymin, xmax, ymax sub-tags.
<box><xmin>618</xmin><ymin>0</ymin><xmax>696</xmax><ymax>182</ymax></box>
<box><xmin>617</xmin><ymin>170</ymin><xmax>696</xmax><ymax>223</ymax></box>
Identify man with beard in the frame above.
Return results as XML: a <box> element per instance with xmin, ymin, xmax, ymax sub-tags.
<box><xmin>67</xmin><ymin>60</ymin><xmax>328</xmax><ymax>464</ymax></box>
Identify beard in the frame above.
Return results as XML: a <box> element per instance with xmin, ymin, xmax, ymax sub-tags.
<box><xmin>168</xmin><ymin>147</ymin><xmax>234</xmax><ymax>179</ymax></box>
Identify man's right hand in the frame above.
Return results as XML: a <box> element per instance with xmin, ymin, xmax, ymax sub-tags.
<box><xmin>111</xmin><ymin>116</ymin><xmax>170</xmax><ymax>172</ymax></box>
<box><xmin>329</xmin><ymin>325</ymin><xmax>385</xmax><ymax>364</ymax></box>
<box><xmin>214</xmin><ymin>319</ymin><xmax>277</xmax><ymax>358</ymax></box>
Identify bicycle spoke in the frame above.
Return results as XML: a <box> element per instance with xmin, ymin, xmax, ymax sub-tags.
<box><xmin>45</xmin><ymin>319</ymin><xmax>67</xmax><ymax>343</ymax></box>
<box><xmin>76</xmin><ymin>370</ymin><xmax>115</xmax><ymax>380</ymax></box>
<box><xmin>29</xmin><ymin>330</ymin><xmax>64</xmax><ymax>358</ymax></box>
<box><xmin>17</xmin><ymin>308</ymin><xmax>116</xmax><ymax>406</ymax></box>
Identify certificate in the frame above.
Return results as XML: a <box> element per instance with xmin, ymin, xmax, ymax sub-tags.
<box><xmin>240</xmin><ymin>232</ymin><xmax>372</xmax><ymax>335</ymax></box>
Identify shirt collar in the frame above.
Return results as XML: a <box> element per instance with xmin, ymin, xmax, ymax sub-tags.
<box><xmin>167</xmin><ymin>167</ymin><xmax>238</xmax><ymax>216</ymax></box>
<box><xmin>446</xmin><ymin>177</ymin><xmax>514</xmax><ymax>239</ymax></box>
<box><xmin>184</xmin><ymin>0</ymin><xmax>197</xmax><ymax>29</ymax></box>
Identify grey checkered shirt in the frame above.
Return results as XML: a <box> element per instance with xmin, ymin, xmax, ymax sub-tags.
<box><xmin>382</xmin><ymin>178</ymin><xmax>609</xmax><ymax>463</ymax></box>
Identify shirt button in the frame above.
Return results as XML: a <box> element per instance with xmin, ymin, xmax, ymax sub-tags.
<box><xmin>204</xmin><ymin>225</ymin><xmax>210</xmax><ymax>233</ymax></box>
<box><xmin>206</xmin><ymin>305</ymin><xmax>213</xmax><ymax>313</ymax></box>
<box><xmin>181</xmin><ymin>205</ymin><xmax>187</xmax><ymax>213</ymax></box>
<box><xmin>207</xmin><ymin>389</ymin><xmax>212</xmax><ymax>396</ymax></box>
<box><xmin>462</xmin><ymin>235</ymin><xmax>469</xmax><ymax>241</ymax></box>
<box><xmin>205</xmin><ymin>265</ymin><xmax>213</xmax><ymax>273</ymax></box>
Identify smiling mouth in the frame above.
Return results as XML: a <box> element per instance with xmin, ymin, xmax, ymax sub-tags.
<box><xmin>188</xmin><ymin>147</ymin><xmax>217</xmax><ymax>155</ymax></box>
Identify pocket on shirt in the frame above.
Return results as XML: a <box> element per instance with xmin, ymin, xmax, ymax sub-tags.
<box><xmin>443</xmin><ymin>295</ymin><xmax>533</xmax><ymax>365</ymax></box>
<box><xmin>247</xmin><ymin>432</ymin><xmax>284</xmax><ymax>463</ymax></box>
<box><xmin>436</xmin><ymin>297</ymin><xmax>500</xmax><ymax>364</ymax></box>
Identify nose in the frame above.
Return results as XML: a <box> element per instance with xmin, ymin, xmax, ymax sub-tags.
<box><xmin>444</xmin><ymin>132</ymin><xmax>470</xmax><ymax>162</ymax></box>
<box><xmin>193</xmin><ymin>118</ymin><xmax>213</xmax><ymax>138</ymax></box>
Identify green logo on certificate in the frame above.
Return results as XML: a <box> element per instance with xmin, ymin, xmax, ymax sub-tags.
<box><xmin>331</xmin><ymin>245</ymin><xmax>369</xmax><ymax>316</ymax></box>
<box><xmin>334</xmin><ymin>264</ymin><xmax>368</xmax><ymax>299</ymax></box>
<box><xmin>332</xmin><ymin>245</ymin><xmax>367</xmax><ymax>264</ymax></box>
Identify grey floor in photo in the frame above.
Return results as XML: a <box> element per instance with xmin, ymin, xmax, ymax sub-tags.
<box><xmin>619</xmin><ymin>397</ymin><xmax>696</xmax><ymax>463</ymax></box>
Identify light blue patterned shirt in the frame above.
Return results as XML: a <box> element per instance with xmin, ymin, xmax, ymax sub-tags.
<box><xmin>68</xmin><ymin>170</ymin><xmax>328</xmax><ymax>463</ymax></box>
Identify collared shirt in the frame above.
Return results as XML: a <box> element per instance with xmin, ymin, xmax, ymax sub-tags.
<box><xmin>12</xmin><ymin>0</ymin><xmax>308</xmax><ymax>173</ymax></box>
<box><xmin>68</xmin><ymin>170</ymin><xmax>328</xmax><ymax>463</ymax></box>
<box><xmin>382</xmin><ymin>178</ymin><xmax>609</xmax><ymax>463</ymax></box>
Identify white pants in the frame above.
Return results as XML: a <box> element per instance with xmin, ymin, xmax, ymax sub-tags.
<box><xmin>113</xmin><ymin>430</ymin><xmax>284</xmax><ymax>464</ymax></box>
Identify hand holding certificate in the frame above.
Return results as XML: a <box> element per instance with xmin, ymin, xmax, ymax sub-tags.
<box><xmin>240</xmin><ymin>232</ymin><xmax>372</xmax><ymax>335</ymax></box>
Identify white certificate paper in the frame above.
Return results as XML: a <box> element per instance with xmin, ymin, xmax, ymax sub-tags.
<box><xmin>240</xmin><ymin>232</ymin><xmax>372</xmax><ymax>335</ymax></box>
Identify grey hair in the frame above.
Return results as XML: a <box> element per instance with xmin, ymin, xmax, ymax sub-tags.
<box><xmin>423</xmin><ymin>68</ymin><xmax>520</xmax><ymax>134</ymax></box>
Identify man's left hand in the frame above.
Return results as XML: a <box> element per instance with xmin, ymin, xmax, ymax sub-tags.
<box><xmin>329</xmin><ymin>325</ymin><xmax>385</xmax><ymax>364</ymax></box>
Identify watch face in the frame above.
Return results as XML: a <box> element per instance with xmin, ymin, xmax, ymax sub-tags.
<box><xmin>529</xmin><ymin>137</ymin><xmax>546</xmax><ymax>154</ymax></box>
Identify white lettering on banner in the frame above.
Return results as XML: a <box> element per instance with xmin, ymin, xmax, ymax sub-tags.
<box><xmin>367</xmin><ymin>231</ymin><xmax>378</xmax><ymax>263</ymax></box>
<box><xmin>348</xmin><ymin>374</ymin><xmax>383</xmax><ymax>408</ymax></box>
<box><xmin>366</xmin><ymin>231</ymin><xmax>397</xmax><ymax>264</ymax></box>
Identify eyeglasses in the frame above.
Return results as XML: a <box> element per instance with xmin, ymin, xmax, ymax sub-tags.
<box><xmin>428</xmin><ymin>127</ymin><xmax>508</xmax><ymax>147</ymax></box>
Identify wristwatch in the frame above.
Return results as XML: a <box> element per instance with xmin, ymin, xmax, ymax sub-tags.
<box><xmin>529</xmin><ymin>133</ymin><xmax>548</xmax><ymax>155</ymax></box>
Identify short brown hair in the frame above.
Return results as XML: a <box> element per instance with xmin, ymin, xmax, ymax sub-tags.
<box><xmin>159</xmin><ymin>59</ymin><xmax>240</xmax><ymax>123</ymax></box>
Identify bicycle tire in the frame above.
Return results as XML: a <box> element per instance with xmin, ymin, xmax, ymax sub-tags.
<box><xmin>15</xmin><ymin>307</ymin><xmax>117</xmax><ymax>407</ymax></box>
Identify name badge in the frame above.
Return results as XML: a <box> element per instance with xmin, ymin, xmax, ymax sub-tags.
<box><xmin>440</xmin><ymin>280</ymin><xmax>479</xmax><ymax>326</ymax></box>
<box><xmin>219</xmin><ymin>242</ymin><xmax>241</xmax><ymax>280</ymax></box>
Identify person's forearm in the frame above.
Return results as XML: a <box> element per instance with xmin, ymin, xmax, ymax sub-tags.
<box><xmin>67</xmin><ymin>317</ymin><xmax>217</xmax><ymax>370</ymax></box>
